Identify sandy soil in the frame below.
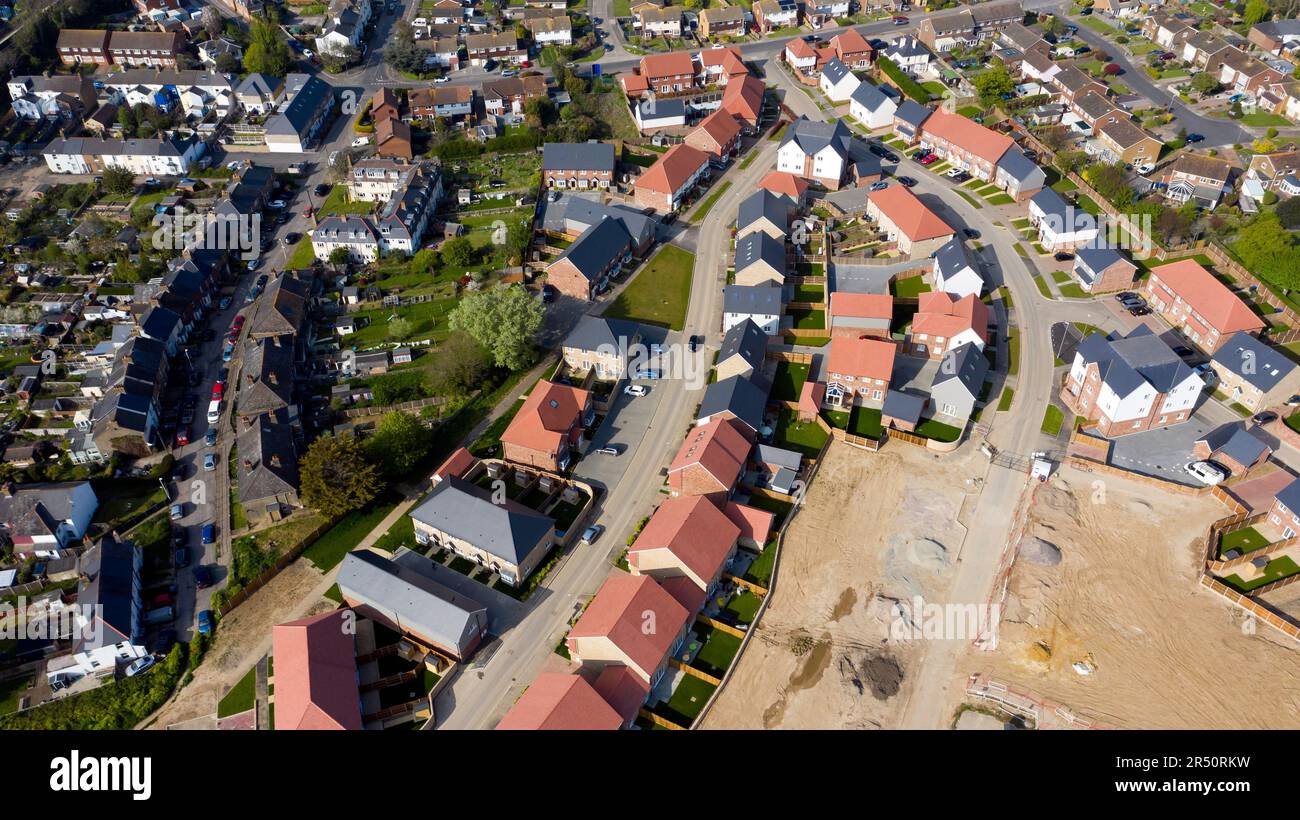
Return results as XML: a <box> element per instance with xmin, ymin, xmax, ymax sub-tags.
<box><xmin>146</xmin><ymin>560</ymin><xmax>335</xmax><ymax>729</ymax></box>
<box><xmin>957</xmin><ymin>464</ymin><xmax>1300</xmax><ymax>729</ymax></box>
<box><xmin>702</xmin><ymin>441</ymin><xmax>982</xmax><ymax>729</ymax></box>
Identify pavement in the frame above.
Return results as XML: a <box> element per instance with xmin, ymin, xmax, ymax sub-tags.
<box><xmin>1107</xmin><ymin>400</ymin><xmax>1245</xmax><ymax>486</ymax></box>
<box><xmin>433</xmin><ymin>136</ymin><xmax>782</xmax><ymax>729</ymax></box>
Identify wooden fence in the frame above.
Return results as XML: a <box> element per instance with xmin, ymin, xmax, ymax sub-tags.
<box><xmin>341</xmin><ymin>394</ymin><xmax>449</xmax><ymax>419</ymax></box>
<box><xmin>215</xmin><ymin>517</ymin><xmax>334</xmax><ymax>617</ymax></box>
<box><xmin>1199</xmin><ymin>575</ymin><xmax>1300</xmax><ymax>643</ymax></box>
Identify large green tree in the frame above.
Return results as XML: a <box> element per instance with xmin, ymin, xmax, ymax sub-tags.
<box><xmin>971</xmin><ymin>64</ymin><xmax>1015</xmax><ymax>107</ymax></box>
<box><xmin>1235</xmin><ymin>213</ymin><xmax>1300</xmax><ymax>291</ymax></box>
<box><xmin>244</xmin><ymin>13</ymin><xmax>292</xmax><ymax>78</ymax></box>
<box><xmin>299</xmin><ymin>434</ymin><xmax>383</xmax><ymax>517</ymax></box>
<box><xmin>448</xmin><ymin>285</ymin><xmax>544</xmax><ymax>371</ymax></box>
<box><xmin>365</xmin><ymin>411</ymin><xmax>431</xmax><ymax>476</ymax></box>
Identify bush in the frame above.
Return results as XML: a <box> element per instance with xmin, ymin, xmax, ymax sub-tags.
<box><xmin>0</xmin><ymin>646</ymin><xmax>185</xmax><ymax>729</ymax></box>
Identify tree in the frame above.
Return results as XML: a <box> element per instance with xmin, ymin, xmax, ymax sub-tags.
<box><xmin>971</xmin><ymin>63</ymin><xmax>1014</xmax><ymax>107</ymax></box>
<box><xmin>429</xmin><ymin>331</ymin><xmax>491</xmax><ymax>396</ymax></box>
<box><xmin>448</xmin><ymin>285</ymin><xmax>544</xmax><ymax>371</ymax></box>
<box><xmin>215</xmin><ymin>52</ymin><xmax>242</xmax><ymax>74</ymax></box>
<box><xmin>365</xmin><ymin>411</ymin><xmax>431</xmax><ymax>476</ymax></box>
<box><xmin>102</xmin><ymin>167</ymin><xmax>135</xmax><ymax>197</ymax></box>
<box><xmin>1277</xmin><ymin>196</ymin><xmax>1300</xmax><ymax>229</ymax></box>
<box><xmin>1084</xmin><ymin>162</ymin><xmax>1135</xmax><ymax>209</ymax></box>
<box><xmin>1235</xmin><ymin>213</ymin><xmax>1300</xmax><ymax>290</ymax></box>
<box><xmin>299</xmin><ymin>434</ymin><xmax>383</xmax><ymax>518</ymax></box>
<box><xmin>329</xmin><ymin>247</ymin><xmax>351</xmax><ymax>270</ymax></box>
<box><xmin>441</xmin><ymin>235</ymin><xmax>476</xmax><ymax>268</ymax></box>
<box><xmin>411</xmin><ymin>248</ymin><xmax>439</xmax><ymax>276</ymax></box>
<box><xmin>386</xmin><ymin>317</ymin><xmax>412</xmax><ymax>340</ymax></box>
<box><xmin>1190</xmin><ymin>72</ymin><xmax>1221</xmax><ymax>96</ymax></box>
<box><xmin>243</xmin><ymin>13</ymin><xmax>291</xmax><ymax>78</ymax></box>
<box><xmin>1244</xmin><ymin>0</ymin><xmax>1270</xmax><ymax>26</ymax></box>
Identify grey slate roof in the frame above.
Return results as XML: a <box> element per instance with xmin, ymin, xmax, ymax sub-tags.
<box><xmin>780</xmin><ymin>116</ymin><xmax>852</xmax><ymax>160</ymax></box>
<box><xmin>894</xmin><ymin>99</ymin><xmax>933</xmax><ymax>129</ymax></box>
<box><xmin>933</xmin><ymin>236</ymin><xmax>979</xmax><ymax>285</ymax></box>
<box><xmin>882</xmin><ymin>389</ymin><xmax>926</xmax><ymax>425</ymax></box>
<box><xmin>1199</xmin><ymin>423</ymin><xmax>1269</xmax><ymax>467</ymax></box>
<box><xmin>556</xmin><ymin>215</ymin><xmax>632</xmax><ymax>281</ymax></box>
<box><xmin>820</xmin><ymin>58</ymin><xmax>853</xmax><ymax>87</ymax></box>
<box><xmin>0</xmin><ymin>481</ymin><xmax>96</xmax><ymax>542</ymax></box>
<box><xmin>698</xmin><ymin>374</ymin><xmax>768</xmax><ymax>432</ymax></box>
<box><xmin>722</xmin><ymin>285</ymin><xmax>783</xmax><ymax>315</ymax></box>
<box><xmin>337</xmin><ymin>549</ymin><xmax>488</xmax><ymax>656</ymax></box>
<box><xmin>235</xmin><ymin>413</ymin><xmax>299</xmax><ymax>505</ymax></box>
<box><xmin>718</xmin><ymin>319</ymin><xmax>768</xmax><ymax>371</ymax></box>
<box><xmin>1075</xmin><ymin>326</ymin><xmax>1194</xmax><ymax>398</ymax></box>
<box><xmin>1211</xmin><ymin>331</ymin><xmax>1296</xmax><ymax>392</ymax></box>
<box><xmin>542</xmin><ymin>194</ymin><xmax>657</xmax><ymax>249</ymax></box>
<box><xmin>409</xmin><ymin>476</ymin><xmax>554</xmax><ymax>566</ymax></box>
<box><xmin>266</xmin><ymin>75</ymin><xmax>333</xmax><ymax>139</ymax></box>
<box><xmin>1073</xmin><ymin>246</ymin><xmax>1132</xmax><ymax>287</ymax></box>
<box><xmin>850</xmin><ymin>79</ymin><xmax>892</xmax><ymax>112</ymax></box>
<box><xmin>543</xmin><ymin>142</ymin><xmax>616</xmax><ymax>173</ymax></box>
<box><xmin>563</xmin><ymin>315</ymin><xmax>641</xmax><ymax>353</ymax></box>
<box><xmin>996</xmin><ymin>148</ymin><xmax>1044</xmax><ymax>186</ymax></box>
<box><xmin>1030</xmin><ymin>186</ymin><xmax>1071</xmax><ymax>222</ymax></box>
<box><xmin>77</xmin><ymin>536</ymin><xmax>139</xmax><ymax>650</ymax></box>
<box><xmin>736</xmin><ymin>189</ymin><xmax>788</xmax><ymax>234</ymax></box>
<box><xmin>734</xmin><ymin>231</ymin><xmax>786</xmax><ymax>277</ymax></box>
<box><xmin>930</xmin><ymin>342</ymin><xmax>988</xmax><ymax>399</ymax></box>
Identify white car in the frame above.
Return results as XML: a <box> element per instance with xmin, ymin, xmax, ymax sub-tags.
<box><xmin>1135</xmin><ymin>163</ymin><xmax>1155</xmax><ymax>175</ymax></box>
<box><xmin>624</xmin><ymin>384</ymin><xmax>648</xmax><ymax>397</ymax></box>
<box><xmin>304</xmin><ymin>49</ymin><xmax>315</xmax><ymax>59</ymax></box>
<box><xmin>352</xmin><ymin>136</ymin><xmax>372</xmax><ymax>147</ymax></box>
<box><xmin>125</xmin><ymin>656</ymin><xmax>156</xmax><ymax>677</ymax></box>
<box><xmin>267</xmin><ymin>199</ymin><xmax>288</xmax><ymax>209</ymax></box>
<box><xmin>435</xmin><ymin>76</ymin><xmax>450</xmax><ymax>83</ymax></box>
<box><xmin>1184</xmin><ymin>460</ymin><xmax>1227</xmax><ymax>486</ymax></box>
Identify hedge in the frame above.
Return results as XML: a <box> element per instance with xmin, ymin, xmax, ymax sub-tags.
<box><xmin>0</xmin><ymin>646</ymin><xmax>185</xmax><ymax>730</ymax></box>
<box><xmin>877</xmin><ymin>56</ymin><xmax>930</xmax><ymax>104</ymax></box>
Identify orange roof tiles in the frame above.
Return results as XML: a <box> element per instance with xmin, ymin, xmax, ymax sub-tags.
<box><xmin>827</xmin><ymin>336</ymin><xmax>896</xmax><ymax>382</ymax></box>
<box><xmin>691</xmin><ymin>109</ymin><xmax>741</xmax><ymax>146</ymax></box>
<box><xmin>832</xmin><ymin>27</ymin><xmax>873</xmax><ymax>57</ymax></box>
<box><xmin>785</xmin><ymin>37</ymin><xmax>817</xmax><ymax>60</ymax></box>
<box><xmin>830</xmin><ymin>292</ymin><xmax>894</xmax><ymax>321</ymax></box>
<box><xmin>635</xmin><ymin>143</ymin><xmax>710</xmax><ymax>194</ymax></box>
<box><xmin>1150</xmin><ymin>259</ymin><xmax>1266</xmax><ymax>336</ymax></box>
<box><xmin>912</xmin><ymin>291</ymin><xmax>989</xmax><ymax>342</ymax></box>
<box><xmin>568</xmin><ymin>574</ymin><xmax>690</xmax><ymax>676</ymax></box>
<box><xmin>640</xmin><ymin>50</ymin><xmax>696</xmax><ymax>79</ymax></box>
<box><xmin>629</xmin><ymin>495</ymin><xmax>740</xmax><ymax>584</ymax></box>
<box><xmin>920</xmin><ymin>107</ymin><xmax>1015</xmax><ymax>165</ymax></box>
<box><xmin>668</xmin><ymin>416</ymin><xmax>751</xmax><ymax>493</ymax></box>
<box><xmin>757</xmin><ymin>170</ymin><xmax>811</xmax><ymax>201</ymax></box>
<box><xmin>868</xmin><ymin>186</ymin><xmax>955</xmax><ymax>243</ymax></box>
<box><xmin>722</xmin><ymin>501</ymin><xmax>776</xmax><ymax>546</ymax></box>
<box><xmin>433</xmin><ymin>447</ymin><xmax>476</xmax><ymax>483</ymax></box>
<box><xmin>495</xmin><ymin>673</ymin><xmax>625</xmax><ymax>730</ymax></box>
<box><xmin>722</xmin><ymin>74</ymin><xmax>765</xmax><ymax>123</ymax></box>
<box><xmin>271</xmin><ymin>611</ymin><xmax>362</xmax><ymax>731</ymax></box>
<box><xmin>500</xmin><ymin>379</ymin><xmax>590</xmax><ymax>455</ymax></box>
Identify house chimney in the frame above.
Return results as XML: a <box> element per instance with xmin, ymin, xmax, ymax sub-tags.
<box><xmin>268</xmin><ymin>372</ymin><xmax>277</xmax><ymax>385</ymax></box>
<box><xmin>270</xmin><ymin>454</ymin><xmax>281</xmax><ymax>468</ymax></box>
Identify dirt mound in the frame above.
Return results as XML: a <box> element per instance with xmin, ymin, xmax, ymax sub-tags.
<box><xmin>883</xmin><ymin>536</ymin><xmax>952</xmax><ymax>596</ymax></box>
<box><xmin>1019</xmin><ymin>536</ymin><xmax>1062</xmax><ymax>566</ymax></box>
<box><xmin>1036</xmin><ymin>485</ymin><xmax>1079</xmax><ymax>517</ymax></box>
<box><xmin>861</xmin><ymin>651</ymin><xmax>904</xmax><ymax>700</ymax></box>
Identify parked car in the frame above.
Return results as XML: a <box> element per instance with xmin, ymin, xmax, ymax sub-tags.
<box><xmin>1185</xmin><ymin>133</ymin><xmax>1205</xmax><ymax>143</ymax></box>
<box><xmin>868</xmin><ymin>181</ymin><xmax>889</xmax><ymax>191</ymax></box>
<box><xmin>202</xmin><ymin>523</ymin><xmax>215</xmax><ymax>544</ymax></box>
<box><xmin>125</xmin><ymin>656</ymin><xmax>156</xmax><ymax>677</ymax></box>
<box><xmin>283</xmin><ymin>232</ymin><xmax>302</xmax><ymax>245</ymax></box>
<box><xmin>963</xmin><ymin>228</ymin><xmax>980</xmax><ymax>239</ymax></box>
<box><xmin>352</xmin><ymin>136</ymin><xmax>372</xmax><ymax>147</ymax></box>
<box><xmin>314</xmin><ymin>184</ymin><xmax>331</xmax><ymax>197</ymax></box>
<box><xmin>1253</xmin><ymin>411</ymin><xmax>1278</xmax><ymax>425</ymax></box>
<box><xmin>172</xmin><ymin>527</ymin><xmax>186</xmax><ymax>547</ymax></box>
<box><xmin>174</xmin><ymin>546</ymin><xmax>190</xmax><ymax>568</ymax></box>
<box><xmin>688</xmin><ymin>335</ymin><xmax>701</xmax><ymax>352</ymax></box>
<box><xmin>175</xmin><ymin>426</ymin><xmax>190</xmax><ymax>447</ymax></box>
<box><xmin>892</xmin><ymin>14</ymin><xmax>908</xmax><ymax>24</ymax></box>
<box><xmin>197</xmin><ymin>610</ymin><xmax>213</xmax><ymax>635</ymax></box>
<box><xmin>624</xmin><ymin>384</ymin><xmax>648</xmax><ymax>397</ymax></box>
<box><xmin>897</xmin><ymin>176</ymin><xmax>916</xmax><ymax>187</ymax></box>
<box><xmin>1184</xmin><ymin>460</ymin><xmax>1227</xmax><ymax>486</ymax></box>
<box><xmin>194</xmin><ymin>565</ymin><xmax>214</xmax><ymax>589</ymax></box>
<box><xmin>596</xmin><ymin>445</ymin><xmax>620</xmax><ymax>456</ymax></box>
<box><xmin>204</xmin><ymin>452</ymin><xmax>217</xmax><ymax>472</ymax></box>
<box><xmin>580</xmin><ymin>525</ymin><xmax>604</xmax><ymax>544</ymax></box>
<box><xmin>268</xmin><ymin>199</ymin><xmax>288</xmax><ymax>210</ymax></box>
<box><xmin>218</xmin><ymin>296</ymin><xmax>233</xmax><ymax>310</ymax></box>
<box><xmin>868</xmin><ymin>143</ymin><xmax>888</xmax><ymax>157</ymax></box>
<box><xmin>919</xmin><ymin>153</ymin><xmax>939</xmax><ymax>165</ymax></box>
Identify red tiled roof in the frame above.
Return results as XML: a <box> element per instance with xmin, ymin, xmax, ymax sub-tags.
<box><xmin>698</xmin><ymin>46</ymin><xmax>748</xmax><ymax>77</ymax></box>
<box><xmin>433</xmin><ymin>447</ymin><xmax>477</xmax><ymax>483</ymax></box>
<box><xmin>500</xmin><ymin>380</ymin><xmax>590</xmax><ymax>455</ymax></box>
<box><xmin>658</xmin><ymin>575</ymin><xmax>708</xmax><ymax>612</ymax></box>
<box><xmin>592</xmin><ymin>665</ymin><xmax>650</xmax><ymax>724</ymax></box>
<box><xmin>758</xmin><ymin>170</ymin><xmax>811</xmax><ymax>200</ymax></box>
<box><xmin>630</xmin><ymin>496</ymin><xmax>740</xmax><ymax>585</ymax></box>
<box><xmin>271</xmin><ymin>611</ymin><xmax>361</xmax><ymax>731</ymax></box>
<box><xmin>640</xmin><ymin>50</ymin><xmax>696</xmax><ymax>79</ymax></box>
<box><xmin>912</xmin><ymin>291</ymin><xmax>989</xmax><ymax>343</ymax></box>
<box><xmin>827</xmin><ymin>336</ymin><xmax>896</xmax><ymax>382</ymax></box>
<box><xmin>668</xmin><ymin>416</ymin><xmax>751</xmax><ymax>493</ymax></box>
<box><xmin>1150</xmin><ymin>259</ymin><xmax>1266</xmax><ymax>336</ymax></box>
<box><xmin>868</xmin><ymin>186</ymin><xmax>954</xmax><ymax>243</ymax></box>
<box><xmin>832</xmin><ymin>27</ymin><xmax>873</xmax><ymax>57</ymax></box>
<box><xmin>919</xmin><ymin>107</ymin><xmax>1015</xmax><ymax>165</ymax></box>
<box><xmin>785</xmin><ymin>37</ymin><xmax>817</xmax><ymax>60</ymax></box>
<box><xmin>635</xmin><ymin>143</ymin><xmax>710</xmax><ymax>195</ymax></box>
<box><xmin>568</xmin><ymin>574</ymin><xmax>690</xmax><ymax>675</ymax></box>
<box><xmin>830</xmin><ymin>292</ymin><xmax>893</xmax><ymax>321</ymax></box>
<box><xmin>621</xmin><ymin>72</ymin><xmax>651</xmax><ymax>95</ymax></box>
<box><xmin>691</xmin><ymin>109</ymin><xmax>742</xmax><ymax>147</ymax></box>
<box><xmin>723</xmin><ymin>501</ymin><xmax>776</xmax><ymax>546</ymax></box>
<box><xmin>722</xmin><ymin>74</ymin><xmax>765</xmax><ymax>122</ymax></box>
<box><xmin>798</xmin><ymin>380</ymin><xmax>825</xmax><ymax>417</ymax></box>
<box><xmin>495</xmin><ymin>673</ymin><xmax>625</xmax><ymax>730</ymax></box>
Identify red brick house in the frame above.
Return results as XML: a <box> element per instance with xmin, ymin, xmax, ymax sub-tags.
<box><xmin>722</xmin><ymin>73</ymin><xmax>765</xmax><ymax>131</ymax></box>
<box><xmin>627</xmin><ymin>495</ymin><xmax>740</xmax><ymax>595</ymax></box>
<box><xmin>566</xmin><ymin>573</ymin><xmax>693</xmax><ymax>685</ymax></box>
<box><xmin>667</xmin><ymin>416</ymin><xmax>751</xmax><ymax>501</ymax></box>
<box><xmin>684</xmin><ymin>110</ymin><xmax>742</xmax><ymax>162</ymax></box>
<box><xmin>371</xmin><ymin>88</ymin><xmax>401</xmax><ymax>123</ymax></box>
<box><xmin>824</xmin><ymin>336</ymin><xmax>896</xmax><ymax>409</ymax></box>
<box><xmin>633</xmin><ymin>143</ymin><xmax>711</xmax><ymax>212</ymax></box>
<box><xmin>56</xmin><ymin>30</ymin><xmax>111</xmax><ymax>66</ymax></box>
<box><xmin>107</xmin><ymin>30</ymin><xmax>186</xmax><ymax>68</ymax></box>
<box><xmin>500</xmin><ymin>380</ymin><xmax>593</xmax><ymax>471</ymax></box>
<box><xmin>1144</xmin><ymin>259</ymin><xmax>1265</xmax><ymax>354</ymax></box>
<box><xmin>374</xmin><ymin>118</ymin><xmax>414</xmax><ymax>160</ymax></box>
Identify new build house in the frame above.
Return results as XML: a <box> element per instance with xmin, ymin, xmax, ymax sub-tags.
<box><xmin>1210</xmin><ymin>332</ymin><xmax>1300</xmax><ymax>413</ymax></box>
<box><xmin>824</xmin><ymin>336</ymin><xmax>896</xmax><ymax>409</ymax></box>
<box><xmin>500</xmin><ymin>380</ymin><xmax>593</xmax><ymax>471</ymax></box>
<box><xmin>668</xmin><ymin>416</ymin><xmax>752</xmax><ymax>500</ymax></box>
<box><xmin>565</xmin><ymin>573</ymin><xmax>692</xmax><ymax>687</ymax></box>
<box><xmin>1144</xmin><ymin>259</ymin><xmax>1265</xmax><ymax>354</ymax></box>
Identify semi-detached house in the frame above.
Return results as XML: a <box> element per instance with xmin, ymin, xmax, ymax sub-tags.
<box><xmin>500</xmin><ymin>379</ymin><xmax>593</xmax><ymax>472</ymax></box>
<box><xmin>633</xmin><ymin>143</ymin><xmax>710</xmax><ymax>212</ymax></box>
<box><xmin>1144</xmin><ymin>259</ymin><xmax>1265</xmax><ymax>354</ymax></box>
<box><xmin>825</xmin><ymin>336</ymin><xmax>896</xmax><ymax>409</ymax></box>
<box><xmin>543</xmin><ymin>142</ymin><xmax>616</xmax><ymax>190</ymax></box>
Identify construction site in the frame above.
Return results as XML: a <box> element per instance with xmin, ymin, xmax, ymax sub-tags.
<box><xmin>957</xmin><ymin>463</ymin><xmax>1300</xmax><ymax>730</ymax></box>
<box><xmin>702</xmin><ymin>440</ymin><xmax>983</xmax><ymax>730</ymax></box>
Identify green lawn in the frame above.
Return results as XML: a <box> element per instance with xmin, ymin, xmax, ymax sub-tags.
<box><xmin>771</xmin><ymin>407</ymin><xmax>827</xmax><ymax>458</ymax></box>
<box><xmin>745</xmin><ymin>493</ymin><xmax>794</xmax><ymax>524</ymax></box>
<box><xmin>744</xmin><ymin>546</ymin><xmax>777</xmax><ymax>587</ymax></box>
<box><xmin>723</xmin><ymin>589</ymin><xmax>762</xmax><ymax>624</ymax></box>
<box><xmin>470</xmin><ymin>395</ymin><xmax>528</xmax><ymax>457</ymax></box>
<box><xmin>692</xmin><ymin>624</ymin><xmax>742</xmax><ymax>678</ymax></box>
<box><xmin>689</xmin><ymin>181</ymin><xmax>731</xmax><ymax>224</ymax></box>
<box><xmin>0</xmin><ymin>674</ymin><xmax>32</xmax><ymax>715</ymax></box>
<box><xmin>1223</xmin><ymin>555</ymin><xmax>1300</xmax><ymax>593</ymax></box>
<box><xmin>1241</xmin><ymin>112</ymin><xmax>1292</xmax><ymax>127</ymax></box>
<box><xmin>1219</xmin><ymin>527</ymin><xmax>1272</xmax><ymax>558</ymax></box>
<box><xmin>217</xmin><ymin>665</ymin><xmax>257</xmax><ymax>719</ymax></box>
<box><xmin>342</xmin><ymin>296</ymin><xmax>457</xmax><ymax>348</ymax></box>
<box><xmin>788</xmin><ymin>308</ymin><xmax>825</xmax><ymax>330</ymax></box>
<box><xmin>91</xmin><ymin>479</ymin><xmax>167</xmax><ymax>527</ymax></box>
<box><xmin>1007</xmin><ymin>329</ymin><xmax>1020</xmax><ymax>376</ymax></box>
<box><xmin>915</xmin><ymin>418</ymin><xmax>962</xmax><ymax>443</ymax></box>
<box><xmin>771</xmin><ymin>361</ymin><xmax>809</xmax><ymax>402</ymax></box>
<box><xmin>892</xmin><ymin>276</ymin><xmax>931</xmax><ymax>297</ymax></box>
<box><xmin>301</xmin><ymin>492</ymin><xmax>403</xmax><ymax>572</ymax></box>
<box><xmin>793</xmin><ymin>283</ymin><xmax>824</xmax><ymax>303</ymax></box>
<box><xmin>1041</xmin><ymin>404</ymin><xmax>1064</xmax><ymax>436</ymax></box>
<box><xmin>602</xmin><ymin>245</ymin><xmax>694</xmax><ymax>331</ymax></box>
<box><xmin>997</xmin><ymin>387</ymin><xmax>1014</xmax><ymax>412</ymax></box>
<box><xmin>654</xmin><ymin>675</ymin><xmax>716</xmax><ymax>726</ymax></box>
<box><xmin>849</xmin><ymin>406</ymin><xmax>884</xmax><ymax>439</ymax></box>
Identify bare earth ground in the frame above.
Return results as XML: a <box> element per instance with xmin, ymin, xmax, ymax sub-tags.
<box><xmin>146</xmin><ymin>561</ymin><xmax>335</xmax><ymax>729</ymax></box>
<box><xmin>702</xmin><ymin>441</ymin><xmax>982</xmax><ymax>729</ymax></box>
<box><xmin>955</xmin><ymin>464</ymin><xmax>1300</xmax><ymax>729</ymax></box>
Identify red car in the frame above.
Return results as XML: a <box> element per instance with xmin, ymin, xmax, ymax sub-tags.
<box><xmin>892</xmin><ymin>15</ymin><xmax>908</xmax><ymax>24</ymax></box>
<box><xmin>175</xmin><ymin>425</ymin><xmax>190</xmax><ymax>446</ymax></box>
<box><xmin>151</xmin><ymin>593</ymin><xmax>174</xmax><ymax>608</ymax></box>
<box><xmin>919</xmin><ymin>153</ymin><xmax>939</xmax><ymax>165</ymax></box>
<box><xmin>211</xmin><ymin>381</ymin><xmax>225</xmax><ymax>400</ymax></box>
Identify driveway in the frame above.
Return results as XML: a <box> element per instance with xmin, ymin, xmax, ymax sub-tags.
<box><xmin>1107</xmin><ymin>401</ymin><xmax>1243</xmax><ymax>486</ymax></box>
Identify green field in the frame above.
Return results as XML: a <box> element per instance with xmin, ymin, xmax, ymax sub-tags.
<box><xmin>602</xmin><ymin>245</ymin><xmax>694</xmax><ymax>331</ymax></box>
<box><xmin>1041</xmin><ymin>404</ymin><xmax>1064</xmax><ymax>436</ymax></box>
<box><xmin>217</xmin><ymin>665</ymin><xmax>257</xmax><ymax>718</ymax></box>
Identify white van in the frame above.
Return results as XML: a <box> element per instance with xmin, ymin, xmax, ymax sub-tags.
<box><xmin>207</xmin><ymin>399</ymin><xmax>222</xmax><ymax>424</ymax></box>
